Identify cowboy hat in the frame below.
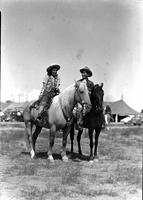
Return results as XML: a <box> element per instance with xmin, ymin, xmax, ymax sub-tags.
<box><xmin>46</xmin><ymin>64</ymin><xmax>60</xmax><ymax>73</ymax></box>
<box><xmin>80</xmin><ymin>66</ymin><xmax>93</xmax><ymax>77</ymax></box>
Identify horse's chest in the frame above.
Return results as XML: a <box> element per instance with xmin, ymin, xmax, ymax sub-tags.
<box><xmin>83</xmin><ymin>112</ymin><xmax>102</xmax><ymax>127</ymax></box>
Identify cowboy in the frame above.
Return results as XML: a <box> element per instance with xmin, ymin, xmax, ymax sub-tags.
<box><xmin>78</xmin><ymin>66</ymin><xmax>94</xmax><ymax>95</ymax></box>
<box><xmin>75</xmin><ymin>66</ymin><xmax>94</xmax><ymax>129</ymax></box>
<box><xmin>34</xmin><ymin>64</ymin><xmax>61</xmax><ymax>120</ymax></box>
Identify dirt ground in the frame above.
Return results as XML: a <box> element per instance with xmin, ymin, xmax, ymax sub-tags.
<box><xmin>0</xmin><ymin>122</ymin><xmax>142</xmax><ymax>200</ymax></box>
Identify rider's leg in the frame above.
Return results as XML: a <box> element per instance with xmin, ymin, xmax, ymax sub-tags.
<box><xmin>37</xmin><ymin>90</ymin><xmax>51</xmax><ymax>120</ymax></box>
<box><xmin>37</xmin><ymin>90</ymin><xmax>55</xmax><ymax>121</ymax></box>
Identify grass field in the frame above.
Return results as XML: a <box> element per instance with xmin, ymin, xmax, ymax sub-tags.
<box><xmin>0</xmin><ymin>122</ymin><xmax>142</xmax><ymax>200</ymax></box>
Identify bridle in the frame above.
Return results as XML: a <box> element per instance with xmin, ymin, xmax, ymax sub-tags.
<box><xmin>74</xmin><ymin>84</ymin><xmax>91</xmax><ymax>116</ymax></box>
<box><xmin>59</xmin><ymin>83</ymin><xmax>91</xmax><ymax>124</ymax></box>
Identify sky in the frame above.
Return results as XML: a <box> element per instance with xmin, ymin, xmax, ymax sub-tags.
<box><xmin>0</xmin><ymin>0</ymin><xmax>143</xmax><ymax>112</ymax></box>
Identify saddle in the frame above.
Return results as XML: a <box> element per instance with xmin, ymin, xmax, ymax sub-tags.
<box><xmin>29</xmin><ymin>100</ymin><xmax>49</xmax><ymax>125</ymax></box>
<box><xmin>30</xmin><ymin>90</ymin><xmax>59</xmax><ymax>125</ymax></box>
<box><xmin>29</xmin><ymin>100</ymin><xmax>40</xmax><ymax>110</ymax></box>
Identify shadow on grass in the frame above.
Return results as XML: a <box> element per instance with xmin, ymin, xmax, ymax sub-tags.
<box><xmin>67</xmin><ymin>151</ymin><xmax>90</xmax><ymax>162</ymax></box>
<box><xmin>21</xmin><ymin>151</ymin><xmax>90</xmax><ymax>161</ymax></box>
<box><xmin>21</xmin><ymin>151</ymin><xmax>49</xmax><ymax>159</ymax></box>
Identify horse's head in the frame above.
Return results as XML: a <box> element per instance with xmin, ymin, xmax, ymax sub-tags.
<box><xmin>91</xmin><ymin>83</ymin><xmax>104</xmax><ymax>112</ymax></box>
<box><xmin>74</xmin><ymin>80</ymin><xmax>92</xmax><ymax>115</ymax></box>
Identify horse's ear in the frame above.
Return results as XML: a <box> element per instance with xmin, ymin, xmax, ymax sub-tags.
<box><xmin>100</xmin><ymin>82</ymin><xmax>103</xmax><ymax>88</ymax></box>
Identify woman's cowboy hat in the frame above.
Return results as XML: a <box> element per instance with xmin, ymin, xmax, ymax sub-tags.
<box><xmin>80</xmin><ymin>66</ymin><xmax>93</xmax><ymax>77</ymax></box>
<box><xmin>46</xmin><ymin>64</ymin><xmax>60</xmax><ymax>73</ymax></box>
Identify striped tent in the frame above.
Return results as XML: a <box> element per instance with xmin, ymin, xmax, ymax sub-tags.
<box><xmin>104</xmin><ymin>99</ymin><xmax>139</xmax><ymax>116</ymax></box>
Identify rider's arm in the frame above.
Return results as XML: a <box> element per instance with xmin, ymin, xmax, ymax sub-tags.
<box><xmin>54</xmin><ymin>76</ymin><xmax>60</xmax><ymax>94</ymax></box>
<box><xmin>57</xmin><ymin>76</ymin><xmax>60</xmax><ymax>88</ymax></box>
<box><xmin>42</xmin><ymin>75</ymin><xmax>49</xmax><ymax>90</ymax></box>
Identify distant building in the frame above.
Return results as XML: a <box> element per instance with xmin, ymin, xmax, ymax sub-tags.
<box><xmin>2</xmin><ymin>101</ymin><xmax>29</xmax><ymax>113</ymax></box>
<box><xmin>104</xmin><ymin>99</ymin><xmax>139</xmax><ymax>122</ymax></box>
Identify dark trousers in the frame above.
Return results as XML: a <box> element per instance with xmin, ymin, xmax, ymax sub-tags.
<box><xmin>38</xmin><ymin>90</ymin><xmax>55</xmax><ymax>116</ymax></box>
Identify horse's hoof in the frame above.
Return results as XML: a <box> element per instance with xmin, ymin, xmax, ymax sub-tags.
<box><xmin>30</xmin><ymin>150</ymin><xmax>36</xmax><ymax>159</ymax></box>
<box><xmin>31</xmin><ymin>155</ymin><xmax>36</xmax><ymax>159</ymax></box>
<box><xmin>48</xmin><ymin>155</ymin><xmax>54</xmax><ymax>162</ymax></box>
<box><xmin>89</xmin><ymin>160</ymin><xmax>94</xmax><ymax>165</ymax></box>
<box><xmin>94</xmin><ymin>157</ymin><xmax>99</xmax><ymax>162</ymax></box>
<box><xmin>62</xmin><ymin>155</ymin><xmax>68</xmax><ymax>162</ymax></box>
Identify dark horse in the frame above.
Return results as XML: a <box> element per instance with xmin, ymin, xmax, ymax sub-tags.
<box><xmin>70</xmin><ymin>83</ymin><xmax>105</xmax><ymax>161</ymax></box>
<box><xmin>23</xmin><ymin>81</ymin><xmax>91</xmax><ymax>162</ymax></box>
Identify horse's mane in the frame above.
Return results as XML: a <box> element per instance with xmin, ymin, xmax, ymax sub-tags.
<box><xmin>54</xmin><ymin>81</ymin><xmax>89</xmax><ymax>113</ymax></box>
<box><xmin>93</xmin><ymin>84</ymin><xmax>104</xmax><ymax>95</ymax></box>
<box><xmin>51</xmin><ymin>84</ymin><xmax>75</xmax><ymax>113</ymax></box>
<box><xmin>90</xmin><ymin>84</ymin><xmax>104</xmax><ymax>111</ymax></box>
<box><xmin>58</xmin><ymin>84</ymin><xmax>75</xmax><ymax>106</ymax></box>
<box><xmin>58</xmin><ymin>81</ymin><xmax>89</xmax><ymax>107</ymax></box>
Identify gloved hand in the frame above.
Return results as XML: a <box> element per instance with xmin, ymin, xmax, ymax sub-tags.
<box><xmin>54</xmin><ymin>88</ymin><xmax>60</xmax><ymax>94</ymax></box>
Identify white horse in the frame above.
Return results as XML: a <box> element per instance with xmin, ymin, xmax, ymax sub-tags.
<box><xmin>23</xmin><ymin>80</ymin><xmax>91</xmax><ymax>162</ymax></box>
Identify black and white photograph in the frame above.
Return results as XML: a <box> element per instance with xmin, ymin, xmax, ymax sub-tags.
<box><xmin>0</xmin><ymin>0</ymin><xmax>142</xmax><ymax>199</ymax></box>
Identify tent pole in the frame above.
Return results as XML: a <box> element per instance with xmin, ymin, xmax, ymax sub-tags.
<box><xmin>115</xmin><ymin>114</ymin><xmax>118</xmax><ymax>123</ymax></box>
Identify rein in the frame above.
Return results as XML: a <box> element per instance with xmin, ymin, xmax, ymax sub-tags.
<box><xmin>74</xmin><ymin>85</ymin><xmax>91</xmax><ymax>114</ymax></box>
<box><xmin>60</xmin><ymin>84</ymin><xmax>90</xmax><ymax>124</ymax></box>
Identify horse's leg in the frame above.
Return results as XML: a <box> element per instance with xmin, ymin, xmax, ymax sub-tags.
<box><xmin>94</xmin><ymin>127</ymin><xmax>101</xmax><ymax>161</ymax></box>
<box><xmin>32</xmin><ymin>125</ymin><xmax>42</xmax><ymax>151</ymax></box>
<box><xmin>88</xmin><ymin>128</ymin><xmax>94</xmax><ymax>160</ymax></box>
<box><xmin>47</xmin><ymin>125</ymin><xmax>56</xmax><ymax>162</ymax></box>
<box><xmin>77</xmin><ymin>128</ymin><xmax>83</xmax><ymax>155</ymax></box>
<box><xmin>70</xmin><ymin>122</ymin><xmax>75</xmax><ymax>153</ymax></box>
<box><xmin>61</xmin><ymin>125</ymin><xmax>71</xmax><ymax>162</ymax></box>
<box><xmin>29</xmin><ymin>121</ymin><xmax>37</xmax><ymax>159</ymax></box>
<box><xmin>24</xmin><ymin>121</ymin><xmax>31</xmax><ymax>150</ymax></box>
<box><xmin>24</xmin><ymin>121</ymin><xmax>35</xmax><ymax>158</ymax></box>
